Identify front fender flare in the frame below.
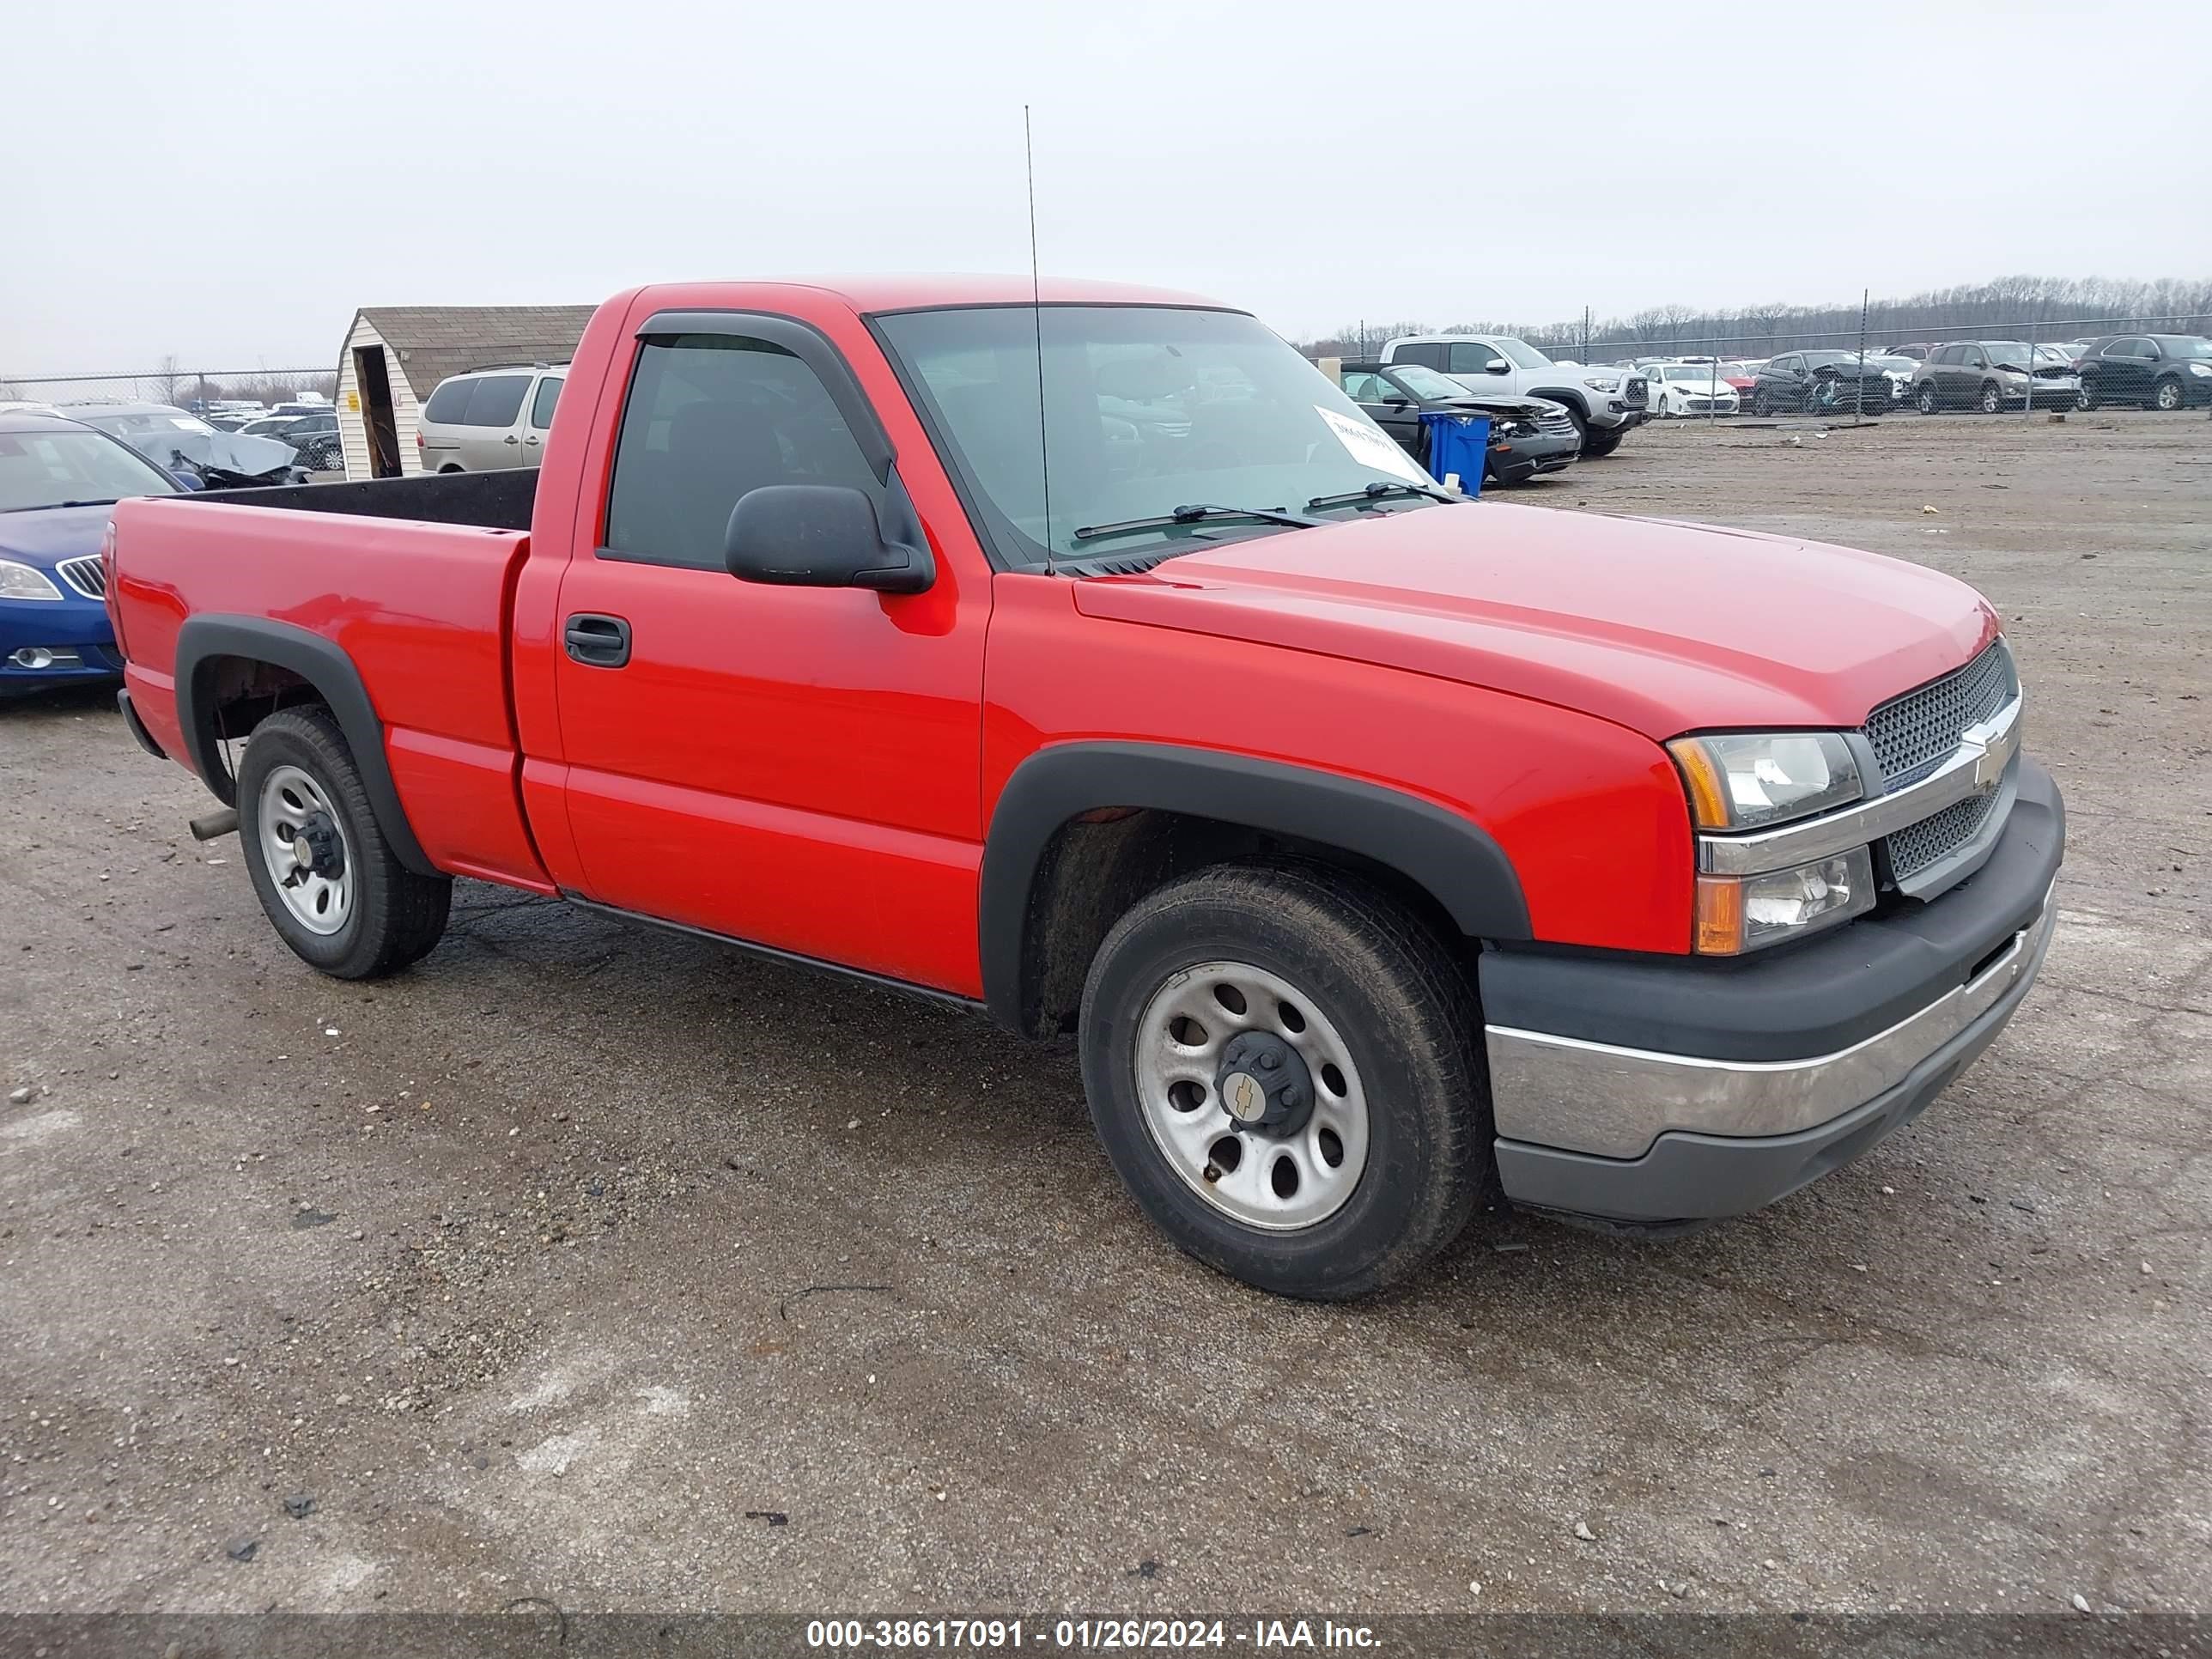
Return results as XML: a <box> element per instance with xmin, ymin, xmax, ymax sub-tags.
<box><xmin>173</xmin><ymin>614</ymin><xmax>436</xmax><ymax>875</ymax></box>
<box><xmin>978</xmin><ymin>742</ymin><xmax>1530</xmax><ymax>1030</ymax></box>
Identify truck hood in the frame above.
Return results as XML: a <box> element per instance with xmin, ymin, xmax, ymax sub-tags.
<box><xmin>1070</xmin><ymin>501</ymin><xmax>1997</xmax><ymax>740</ymax></box>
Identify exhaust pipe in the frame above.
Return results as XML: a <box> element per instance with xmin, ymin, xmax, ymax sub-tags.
<box><xmin>188</xmin><ymin>807</ymin><xmax>240</xmax><ymax>842</ymax></box>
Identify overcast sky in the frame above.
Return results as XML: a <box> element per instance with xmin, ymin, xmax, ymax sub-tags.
<box><xmin>7</xmin><ymin>0</ymin><xmax>2208</xmax><ymax>374</ymax></box>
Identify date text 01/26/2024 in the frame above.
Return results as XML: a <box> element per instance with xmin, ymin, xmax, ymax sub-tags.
<box><xmin>805</xmin><ymin>1619</ymin><xmax>1382</xmax><ymax>1650</ymax></box>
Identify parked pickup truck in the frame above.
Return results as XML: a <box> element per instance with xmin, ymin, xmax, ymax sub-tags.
<box><xmin>105</xmin><ymin>277</ymin><xmax>2063</xmax><ymax>1300</ymax></box>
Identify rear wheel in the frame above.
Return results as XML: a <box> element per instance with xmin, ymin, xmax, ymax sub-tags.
<box><xmin>1079</xmin><ymin>865</ymin><xmax>1492</xmax><ymax>1300</ymax></box>
<box><xmin>237</xmin><ymin>707</ymin><xmax>451</xmax><ymax>979</ymax></box>
<box><xmin>2075</xmin><ymin>385</ymin><xmax>2099</xmax><ymax>411</ymax></box>
<box><xmin>2154</xmin><ymin>377</ymin><xmax>2186</xmax><ymax>411</ymax></box>
<box><xmin>1978</xmin><ymin>380</ymin><xmax>2003</xmax><ymax>414</ymax></box>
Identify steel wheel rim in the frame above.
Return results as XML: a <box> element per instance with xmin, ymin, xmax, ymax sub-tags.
<box><xmin>258</xmin><ymin>763</ymin><xmax>354</xmax><ymax>936</ymax></box>
<box><xmin>1131</xmin><ymin>960</ymin><xmax>1370</xmax><ymax>1231</ymax></box>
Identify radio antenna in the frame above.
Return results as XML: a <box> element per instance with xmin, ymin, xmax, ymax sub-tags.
<box><xmin>1024</xmin><ymin>105</ymin><xmax>1054</xmax><ymax>574</ymax></box>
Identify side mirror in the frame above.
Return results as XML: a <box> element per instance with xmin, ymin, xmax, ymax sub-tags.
<box><xmin>168</xmin><ymin>470</ymin><xmax>206</xmax><ymax>492</ymax></box>
<box><xmin>1382</xmin><ymin>396</ymin><xmax>1412</xmax><ymax>410</ymax></box>
<box><xmin>725</xmin><ymin>484</ymin><xmax>934</xmax><ymax>595</ymax></box>
<box><xmin>1483</xmin><ymin>361</ymin><xmax>1512</xmax><ymax>374</ymax></box>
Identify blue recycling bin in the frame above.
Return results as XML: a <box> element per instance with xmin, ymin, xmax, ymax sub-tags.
<box><xmin>1419</xmin><ymin>410</ymin><xmax>1489</xmax><ymax>497</ymax></box>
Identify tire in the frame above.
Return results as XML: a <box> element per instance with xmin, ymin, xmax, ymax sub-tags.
<box><xmin>1580</xmin><ymin>428</ymin><xmax>1626</xmax><ymax>458</ymax></box>
<box><xmin>1078</xmin><ymin>864</ymin><xmax>1493</xmax><ymax>1300</ymax></box>
<box><xmin>1750</xmin><ymin>389</ymin><xmax>1771</xmax><ymax>416</ymax></box>
<box><xmin>2154</xmin><ymin>377</ymin><xmax>2185</xmax><ymax>411</ymax></box>
<box><xmin>2075</xmin><ymin>386</ymin><xmax>2099</xmax><ymax>411</ymax></box>
<box><xmin>236</xmin><ymin>706</ymin><xmax>451</xmax><ymax>979</ymax></box>
<box><xmin>1978</xmin><ymin>380</ymin><xmax>2003</xmax><ymax>415</ymax></box>
<box><xmin>1656</xmin><ymin>395</ymin><xmax>1670</xmax><ymax>418</ymax></box>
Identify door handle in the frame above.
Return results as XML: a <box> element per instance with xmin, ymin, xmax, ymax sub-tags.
<box><xmin>504</xmin><ymin>434</ymin><xmax>521</xmax><ymax>445</ymax></box>
<box><xmin>525</xmin><ymin>434</ymin><xmax>541</xmax><ymax>446</ymax></box>
<box><xmin>563</xmin><ymin>613</ymin><xmax>631</xmax><ymax>667</ymax></box>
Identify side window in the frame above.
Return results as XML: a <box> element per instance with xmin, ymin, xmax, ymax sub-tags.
<box><xmin>422</xmin><ymin>377</ymin><xmax>475</xmax><ymax>423</ymax></box>
<box><xmin>462</xmin><ymin>375</ymin><xmax>530</xmax><ymax>428</ymax></box>
<box><xmin>1446</xmin><ymin>342</ymin><xmax>1506</xmax><ymax>374</ymax></box>
<box><xmin>529</xmin><ymin>375</ymin><xmax>563</xmax><ymax>430</ymax></box>
<box><xmin>2109</xmin><ymin>337</ymin><xmax>2148</xmax><ymax>359</ymax></box>
<box><xmin>1394</xmin><ymin>343</ymin><xmax>1445</xmax><ymax>370</ymax></box>
<box><xmin>1773</xmin><ymin>355</ymin><xmax>1800</xmax><ymax>374</ymax></box>
<box><xmin>1341</xmin><ymin>373</ymin><xmax>1386</xmax><ymax>402</ymax></box>
<box><xmin>602</xmin><ymin>334</ymin><xmax>879</xmax><ymax>571</ymax></box>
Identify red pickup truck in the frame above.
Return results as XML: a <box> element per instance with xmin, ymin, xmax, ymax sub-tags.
<box><xmin>105</xmin><ymin>277</ymin><xmax>2063</xmax><ymax>1298</ymax></box>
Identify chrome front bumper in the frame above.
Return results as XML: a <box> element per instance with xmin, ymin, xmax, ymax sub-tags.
<box><xmin>1486</xmin><ymin>889</ymin><xmax>2057</xmax><ymax>1162</ymax></box>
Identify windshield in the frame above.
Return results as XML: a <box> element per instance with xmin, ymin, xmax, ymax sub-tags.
<box><xmin>77</xmin><ymin>409</ymin><xmax>218</xmax><ymax>438</ymax></box>
<box><xmin>2157</xmin><ymin>337</ymin><xmax>2212</xmax><ymax>361</ymax></box>
<box><xmin>1660</xmin><ymin>363</ymin><xmax>1725</xmax><ymax>380</ymax></box>
<box><xmin>1494</xmin><ymin>337</ymin><xmax>1553</xmax><ymax>370</ymax></box>
<box><xmin>1387</xmin><ymin>364</ymin><xmax>1470</xmax><ymax>401</ymax></box>
<box><xmin>877</xmin><ymin>306</ymin><xmax>1443</xmax><ymax>562</ymax></box>
<box><xmin>2033</xmin><ymin>344</ymin><xmax>2078</xmax><ymax>365</ymax></box>
<box><xmin>0</xmin><ymin>427</ymin><xmax>182</xmax><ymax>512</ymax></box>
<box><xmin>1978</xmin><ymin>342</ymin><xmax>2033</xmax><ymax>367</ymax></box>
<box><xmin>1800</xmin><ymin>351</ymin><xmax>1860</xmax><ymax>368</ymax></box>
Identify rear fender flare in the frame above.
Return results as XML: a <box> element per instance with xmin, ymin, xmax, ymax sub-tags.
<box><xmin>173</xmin><ymin>614</ymin><xmax>436</xmax><ymax>875</ymax></box>
<box><xmin>979</xmin><ymin>742</ymin><xmax>1530</xmax><ymax>1030</ymax></box>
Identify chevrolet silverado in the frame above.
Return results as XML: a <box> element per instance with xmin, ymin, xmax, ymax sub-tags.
<box><xmin>105</xmin><ymin>277</ymin><xmax>2063</xmax><ymax>1298</ymax></box>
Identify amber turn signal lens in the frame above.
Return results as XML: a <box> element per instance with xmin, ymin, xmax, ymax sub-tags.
<box><xmin>1672</xmin><ymin>740</ymin><xmax>1732</xmax><ymax>830</ymax></box>
<box><xmin>1694</xmin><ymin>876</ymin><xmax>1747</xmax><ymax>955</ymax></box>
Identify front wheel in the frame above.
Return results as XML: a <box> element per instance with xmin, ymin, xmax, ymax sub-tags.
<box><xmin>1580</xmin><ymin>427</ymin><xmax>1626</xmax><ymax>458</ymax></box>
<box><xmin>1656</xmin><ymin>395</ymin><xmax>1670</xmax><ymax>418</ymax></box>
<box><xmin>1079</xmin><ymin>865</ymin><xmax>1492</xmax><ymax>1300</ymax></box>
<box><xmin>237</xmin><ymin>707</ymin><xmax>451</xmax><ymax>979</ymax></box>
<box><xmin>1915</xmin><ymin>381</ymin><xmax>1940</xmax><ymax>414</ymax></box>
<box><xmin>2154</xmin><ymin>377</ymin><xmax>2186</xmax><ymax>411</ymax></box>
<box><xmin>1978</xmin><ymin>380</ymin><xmax>2003</xmax><ymax>415</ymax></box>
<box><xmin>1750</xmin><ymin>389</ymin><xmax>1771</xmax><ymax>416</ymax></box>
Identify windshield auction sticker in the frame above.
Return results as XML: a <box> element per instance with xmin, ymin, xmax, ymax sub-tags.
<box><xmin>1314</xmin><ymin>404</ymin><xmax>1432</xmax><ymax>487</ymax></box>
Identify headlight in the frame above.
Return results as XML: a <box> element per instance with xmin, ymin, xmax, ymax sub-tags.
<box><xmin>1696</xmin><ymin>848</ymin><xmax>1875</xmax><ymax>954</ymax></box>
<box><xmin>1668</xmin><ymin>731</ymin><xmax>1863</xmax><ymax>830</ymax></box>
<box><xmin>2189</xmin><ymin>363</ymin><xmax>2211</xmax><ymax>377</ymax></box>
<box><xmin>1582</xmin><ymin>375</ymin><xmax>1621</xmax><ymax>392</ymax></box>
<box><xmin>0</xmin><ymin>560</ymin><xmax>65</xmax><ymax>602</ymax></box>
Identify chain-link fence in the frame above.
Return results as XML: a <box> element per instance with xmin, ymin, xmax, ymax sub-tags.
<box><xmin>1306</xmin><ymin>286</ymin><xmax>2212</xmax><ymax>426</ymax></box>
<box><xmin>0</xmin><ymin>366</ymin><xmax>337</xmax><ymax>415</ymax></box>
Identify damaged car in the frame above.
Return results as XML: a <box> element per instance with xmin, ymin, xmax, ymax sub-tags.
<box><xmin>62</xmin><ymin>403</ymin><xmax>308</xmax><ymax>488</ymax></box>
<box><xmin>1340</xmin><ymin>362</ymin><xmax>1580</xmax><ymax>485</ymax></box>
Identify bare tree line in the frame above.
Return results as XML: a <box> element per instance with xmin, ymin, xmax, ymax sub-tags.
<box><xmin>1300</xmin><ymin>274</ymin><xmax>2212</xmax><ymax>361</ymax></box>
<box><xmin>1</xmin><ymin>356</ymin><xmax>337</xmax><ymax>410</ymax></box>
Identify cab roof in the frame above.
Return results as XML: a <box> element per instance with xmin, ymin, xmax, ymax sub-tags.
<box><xmin>635</xmin><ymin>275</ymin><xmax>1237</xmax><ymax>316</ymax></box>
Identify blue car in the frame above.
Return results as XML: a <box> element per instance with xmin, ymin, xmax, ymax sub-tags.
<box><xmin>0</xmin><ymin>410</ymin><xmax>188</xmax><ymax>698</ymax></box>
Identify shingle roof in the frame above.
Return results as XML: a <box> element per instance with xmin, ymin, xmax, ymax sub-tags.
<box><xmin>353</xmin><ymin>306</ymin><xmax>599</xmax><ymax>400</ymax></box>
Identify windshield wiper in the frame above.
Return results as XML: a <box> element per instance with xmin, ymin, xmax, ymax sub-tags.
<box><xmin>1071</xmin><ymin>503</ymin><xmax>1321</xmax><ymax>543</ymax></box>
<box><xmin>1305</xmin><ymin>480</ymin><xmax>1457</xmax><ymax>512</ymax></box>
<box><xmin>3</xmin><ymin>498</ymin><xmax>118</xmax><ymax>513</ymax></box>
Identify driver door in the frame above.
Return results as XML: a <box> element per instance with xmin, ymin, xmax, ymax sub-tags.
<box><xmin>550</xmin><ymin>318</ymin><xmax>989</xmax><ymax>992</ymax></box>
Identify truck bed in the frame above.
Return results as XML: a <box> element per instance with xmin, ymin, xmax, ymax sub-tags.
<box><xmin>182</xmin><ymin>466</ymin><xmax>538</xmax><ymax>530</ymax></box>
<box><xmin>110</xmin><ymin>475</ymin><xmax>547</xmax><ymax>892</ymax></box>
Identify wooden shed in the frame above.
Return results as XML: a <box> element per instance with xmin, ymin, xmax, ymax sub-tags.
<box><xmin>334</xmin><ymin>306</ymin><xmax>596</xmax><ymax>481</ymax></box>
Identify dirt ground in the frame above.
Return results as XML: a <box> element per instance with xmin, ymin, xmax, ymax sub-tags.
<box><xmin>2</xmin><ymin>411</ymin><xmax>2207</xmax><ymax>1623</ymax></box>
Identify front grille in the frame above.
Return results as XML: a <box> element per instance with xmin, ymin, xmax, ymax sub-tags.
<box><xmin>1623</xmin><ymin>377</ymin><xmax>1650</xmax><ymax>406</ymax></box>
<box><xmin>56</xmin><ymin>556</ymin><xmax>106</xmax><ymax>599</ymax></box>
<box><xmin>1864</xmin><ymin>640</ymin><xmax>2015</xmax><ymax>787</ymax></box>
<box><xmin>1886</xmin><ymin>788</ymin><xmax>1999</xmax><ymax>883</ymax></box>
<box><xmin>1538</xmin><ymin>410</ymin><xmax>1577</xmax><ymax>436</ymax></box>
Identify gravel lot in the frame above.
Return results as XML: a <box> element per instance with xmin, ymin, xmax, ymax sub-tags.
<box><xmin>2</xmin><ymin>411</ymin><xmax>2207</xmax><ymax>1622</ymax></box>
